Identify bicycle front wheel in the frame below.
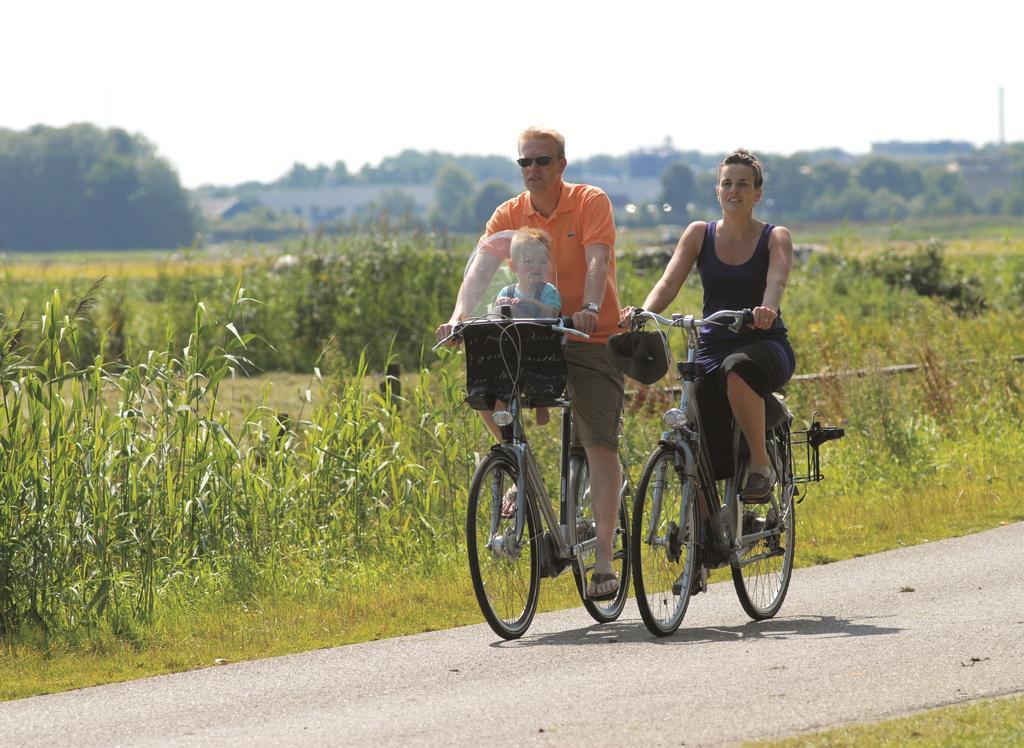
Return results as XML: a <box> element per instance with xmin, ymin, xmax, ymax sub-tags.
<box><xmin>731</xmin><ymin>424</ymin><xmax>796</xmax><ymax>619</ymax></box>
<box><xmin>631</xmin><ymin>447</ymin><xmax>698</xmax><ymax>636</ymax></box>
<box><xmin>570</xmin><ymin>454</ymin><xmax>631</xmax><ymax>623</ymax></box>
<box><xmin>467</xmin><ymin>450</ymin><xmax>541</xmax><ymax>640</ymax></box>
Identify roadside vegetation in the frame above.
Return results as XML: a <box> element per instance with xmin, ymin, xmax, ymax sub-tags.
<box><xmin>1</xmin><ymin>227</ymin><xmax>1023</xmax><ymax>701</ymax></box>
<box><xmin>753</xmin><ymin>692</ymin><xmax>1024</xmax><ymax>746</ymax></box>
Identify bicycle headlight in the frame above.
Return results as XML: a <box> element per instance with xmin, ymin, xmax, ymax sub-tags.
<box><xmin>492</xmin><ymin>410</ymin><xmax>514</xmax><ymax>427</ymax></box>
<box><xmin>662</xmin><ymin>408</ymin><xmax>687</xmax><ymax>428</ymax></box>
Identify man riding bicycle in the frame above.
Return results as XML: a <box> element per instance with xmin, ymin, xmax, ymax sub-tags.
<box><xmin>436</xmin><ymin>127</ymin><xmax>625</xmax><ymax>600</ymax></box>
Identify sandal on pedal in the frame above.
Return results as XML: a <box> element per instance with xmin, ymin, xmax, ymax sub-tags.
<box><xmin>500</xmin><ymin>487</ymin><xmax>517</xmax><ymax>518</ymax></box>
<box><xmin>586</xmin><ymin>572</ymin><xmax>619</xmax><ymax>601</ymax></box>
<box><xmin>741</xmin><ymin>470</ymin><xmax>775</xmax><ymax>503</ymax></box>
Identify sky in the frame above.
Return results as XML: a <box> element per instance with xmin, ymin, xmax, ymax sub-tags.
<box><xmin>3</xmin><ymin>0</ymin><xmax>1021</xmax><ymax>188</ymax></box>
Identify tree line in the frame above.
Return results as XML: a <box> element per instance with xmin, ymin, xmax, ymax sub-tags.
<box><xmin>0</xmin><ymin>124</ymin><xmax>197</xmax><ymax>250</ymax></box>
<box><xmin>211</xmin><ymin>139</ymin><xmax>1024</xmax><ymax>234</ymax></box>
<box><xmin>4</xmin><ymin>123</ymin><xmax>1024</xmax><ymax>250</ymax></box>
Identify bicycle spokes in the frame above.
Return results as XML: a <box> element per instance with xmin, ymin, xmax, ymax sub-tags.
<box><xmin>632</xmin><ymin>448</ymin><xmax>697</xmax><ymax>636</ymax></box>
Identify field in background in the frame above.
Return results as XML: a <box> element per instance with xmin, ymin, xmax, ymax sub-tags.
<box><xmin>1</xmin><ymin>225</ymin><xmax>1023</xmax><ymax>702</ymax></box>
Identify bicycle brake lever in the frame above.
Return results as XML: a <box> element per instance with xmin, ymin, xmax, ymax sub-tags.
<box><xmin>552</xmin><ymin>324</ymin><xmax>590</xmax><ymax>339</ymax></box>
<box><xmin>431</xmin><ymin>325</ymin><xmax>463</xmax><ymax>351</ymax></box>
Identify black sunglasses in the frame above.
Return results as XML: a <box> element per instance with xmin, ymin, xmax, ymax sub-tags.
<box><xmin>516</xmin><ymin>156</ymin><xmax>555</xmax><ymax>167</ymax></box>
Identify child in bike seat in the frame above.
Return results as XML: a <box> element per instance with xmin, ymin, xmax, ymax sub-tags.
<box><xmin>493</xmin><ymin>227</ymin><xmax>561</xmax><ymax>319</ymax></box>
<box><xmin>493</xmin><ymin>227</ymin><xmax>561</xmax><ymax>426</ymax></box>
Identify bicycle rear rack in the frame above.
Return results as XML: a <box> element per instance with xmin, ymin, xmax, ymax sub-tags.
<box><xmin>790</xmin><ymin>413</ymin><xmax>845</xmax><ymax>487</ymax></box>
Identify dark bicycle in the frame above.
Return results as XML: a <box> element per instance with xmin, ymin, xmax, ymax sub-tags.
<box><xmin>628</xmin><ymin>308</ymin><xmax>844</xmax><ymax>636</ymax></box>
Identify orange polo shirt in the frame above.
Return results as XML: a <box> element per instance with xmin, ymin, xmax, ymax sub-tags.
<box><xmin>485</xmin><ymin>181</ymin><xmax>620</xmax><ymax>344</ymax></box>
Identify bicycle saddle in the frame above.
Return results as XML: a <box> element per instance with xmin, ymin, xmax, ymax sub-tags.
<box><xmin>765</xmin><ymin>392</ymin><xmax>792</xmax><ymax>429</ymax></box>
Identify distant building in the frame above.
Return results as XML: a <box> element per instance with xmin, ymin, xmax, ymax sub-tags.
<box><xmin>197</xmin><ymin>196</ymin><xmax>245</xmax><ymax>221</ymax></box>
<box><xmin>579</xmin><ymin>175</ymin><xmax>663</xmax><ymax>208</ymax></box>
<box><xmin>204</xmin><ymin>177</ymin><xmax>669</xmax><ymax>227</ymax></box>
<box><xmin>870</xmin><ymin>140</ymin><xmax>975</xmax><ymax>161</ymax></box>
<box><xmin>253</xmin><ymin>184</ymin><xmax>435</xmax><ymax>225</ymax></box>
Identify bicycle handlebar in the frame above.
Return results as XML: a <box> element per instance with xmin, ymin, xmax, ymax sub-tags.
<box><xmin>432</xmin><ymin>315</ymin><xmax>589</xmax><ymax>351</ymax></box>
<box><xmin>630</xmin><ymin>308</ymin><xmax>753</xmax><ymax>334</ymax></box>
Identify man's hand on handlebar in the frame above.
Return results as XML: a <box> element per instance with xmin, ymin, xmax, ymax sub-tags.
<box><xmin>434</xmin><ymin>321</ymin><xmax>462</xmax><ymax>347</ymax></box>
<box><xmin>571</xmin><ymin>306</ymin><xmax>599</xmax><ymax>335</ymax></box>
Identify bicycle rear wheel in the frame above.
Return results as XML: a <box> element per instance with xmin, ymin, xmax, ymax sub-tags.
<box><xmin>570</xmin><ymin>454</ymin><xmax>631</xmax><ymax>623</ymax></box>
<box><xmin>631</xmin><ymin>447</ymin><xmax>698</xmax><ymax>636</ymax></box>
<box><xmin>731</xmin><ymin>424</ymin><xmax>796</xmax><ymax>619</ymax></box>
<box><xmin>467</xmin><ymin>450</ymin><xmax>541</xmax><ymax>639</ymax></box>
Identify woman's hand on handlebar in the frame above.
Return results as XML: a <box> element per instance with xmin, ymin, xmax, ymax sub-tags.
<box><xmin>750</xmin><ymin>305</ymin><xmax>778</xmax><ymax>330</ymax></box>
<box><xmin>618</xmin><ymin>306</ymin><xmax>638</xmax><ymax>328</ymax></box>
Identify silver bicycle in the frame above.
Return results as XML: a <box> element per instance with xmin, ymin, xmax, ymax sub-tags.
<box><xmin>438</xmin><ymin>315</ymin><xmax>631</xmax><ymax>640</ymax></box>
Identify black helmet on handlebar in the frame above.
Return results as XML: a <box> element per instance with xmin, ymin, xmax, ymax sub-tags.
<box><xmin>606</xmin><ymin>329</ymin><xmax>670</xmax><ymax>385</ymax></box>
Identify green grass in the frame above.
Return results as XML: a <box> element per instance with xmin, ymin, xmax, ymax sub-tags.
<box><xmin>2</xmin><ymin>229</ymin><xmax>1023</xmax><ymax>726</ymax></box>
<box><xmin>752</xmin><ymin>692</ymin><xmax>1024</xmax><ymax>746</ymax></box>
<box><xmin>0</xmin><ymin>557</ymin><xmax>592</xmax><ymax>701</ymax></box>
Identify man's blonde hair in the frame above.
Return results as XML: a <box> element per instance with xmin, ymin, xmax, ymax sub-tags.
<box><xmin>517</xmin><ymin>127</ymin><xmax>565</xmax><ymax>159</ymax></box>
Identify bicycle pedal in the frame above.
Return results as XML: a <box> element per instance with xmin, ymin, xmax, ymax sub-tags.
<box><xmin>672</xmin><ymin>566</ymin><xmax>707</xmax><ymax>596</ymax></box>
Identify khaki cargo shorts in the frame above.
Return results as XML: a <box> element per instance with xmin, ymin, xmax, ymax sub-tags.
<box><xmin>565</xmin><ymin>341</ymin><xmax>624</xmax><ymax>451</ymax></box>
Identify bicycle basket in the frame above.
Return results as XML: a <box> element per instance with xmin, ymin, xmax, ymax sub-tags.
<box><xmin>462</xmin><ymin>321</ymin><xmax>567</xmax><ymax>410</ymax></box>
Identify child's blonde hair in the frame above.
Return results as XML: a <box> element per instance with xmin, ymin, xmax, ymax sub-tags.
<box><xmin>510</xmin><ymin>226</ymin><xmax>551</xmax><ymax>260</ymax></box>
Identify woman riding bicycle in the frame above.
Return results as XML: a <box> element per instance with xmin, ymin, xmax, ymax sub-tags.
<box><xmin>621</xmin><ymin>149</ymin><xmax>795</xmax><ymax>499</ymax></box>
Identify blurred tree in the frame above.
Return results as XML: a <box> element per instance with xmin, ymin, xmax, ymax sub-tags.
<box><xmin>810</xmin><ymin>184</ymin><xmax>871</xmax><ymax>221</ymax></box>
<box><xmin>278</xmin><ymin>162</ymin><xmax>328</xmax><ymax>188</ymax></box>
<box><xmin>856</xmin><ymin>157</ymin><xmax>924</xmax><ymax>198</ymax></box>
<box><xmin>1003</xmin><ymin>167</ymin><xmax>1024</xmax><ymax>216</ymax></box>
<box><xmin>469</xmin><ymin>179</ymin><xmax>516</xmax><ymax>231</ymax></box>
<box><xmin>569</xmin><ymin>153</ymin><xmax>625</xmax><ymax>179</ymax></box>
<box><xmin>809</xmin><ymin>161</ymin><xmax>852</xmax><ymax>195</ymax></box>
<box><xmin>0</xmin><ymin>124</ymin><xmax>196</xmax><ymax>249</ymax></box>
<box><xmin>358</xmin><ymin>188</ymin><xmax>423</xmax><ymax>229</ymax></box>
<box><xmin>919</xmin><ymin>167</ymin><xmax>976</xmax><ymax>215</ymax></box>
<box><xmin>659</xmin><ymin>161</ymin><xmax>696</xmax><ymax>213</ymax></box>
<box><xmin>327</xmin><ymin>160</ymin><xmax>351</xmax><ymax>185</ymax></box>
<box><xmin>761</xmin><ymin>155</ymin><xmax>812</xmax><ymax>216</ymax></box>
<box><xmin>429</xmin><ymin>163</ymin><xmax>474</xmax><ymax>231</ymax></box>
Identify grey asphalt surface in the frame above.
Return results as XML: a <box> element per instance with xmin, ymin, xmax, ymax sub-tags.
<box><xmin>2</xmin><ymin>522</ymin><xmax>1023</xmax><ymax>747</ymax></box>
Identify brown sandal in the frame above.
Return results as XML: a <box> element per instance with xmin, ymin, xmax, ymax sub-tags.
<box><xmin>741</xmin><ymin>470</ymin><xmax>776</xmax><ymax>503</ymax></box>
<box><xmin>586</xmin><ymin>572</ymin><xmax>619</xmax><ymax>601</ymax></box>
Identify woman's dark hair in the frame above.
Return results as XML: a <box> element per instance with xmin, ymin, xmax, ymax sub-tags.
<box><xmin>719</xmin><ymin>148</ymin><xmax>764</xmax><ymax>188</ymax></box>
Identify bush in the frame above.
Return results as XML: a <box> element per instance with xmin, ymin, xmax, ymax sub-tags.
<box><xmin>868</xmin><ymin>241</ymin><xmax>986</xmax><ymax>315</ymax></box>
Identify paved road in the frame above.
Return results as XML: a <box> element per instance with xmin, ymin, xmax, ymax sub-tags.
<box><xmin>2</xmin><ymin>523</ymin><xmax>1023</xmax><ymax>747</ymax></box>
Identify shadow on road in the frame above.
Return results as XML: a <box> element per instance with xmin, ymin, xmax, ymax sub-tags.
<box><xmin>499</xmin><ymin>613</ymin><xmax>903</xmax><ymax>648</ymax></box>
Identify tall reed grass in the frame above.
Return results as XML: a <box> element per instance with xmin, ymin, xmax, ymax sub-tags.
<box><xmin>1</xmin><ymin>236</ymin><xmax>1022</xmax><ymax>645</ymax></box>
<box><xmin>0</xmin><ymin>283</ymin><xmax>487</xmax><ymax>640</ymax></box>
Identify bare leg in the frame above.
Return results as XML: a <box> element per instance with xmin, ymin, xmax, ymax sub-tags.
<box><xmin>585</xmin><ymin>443</ymin><xmax>622</xmax><ymax>581</ymax></box>
<box><xmin>725</xmin><ymin>372</ymin><xmax>770</xmax><ymax>473</ymax></box>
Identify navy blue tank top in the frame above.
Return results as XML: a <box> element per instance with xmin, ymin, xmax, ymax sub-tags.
<box><xmin>695</xmin><ymin>220</ymin><xmax>794</xmax><ymax>374</ymax></box>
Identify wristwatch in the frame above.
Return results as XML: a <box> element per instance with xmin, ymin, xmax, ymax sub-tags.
<box><xmin>582</xmin><ymin>302</ymin><xmax>600</xmax><ymax>314</ymax></box>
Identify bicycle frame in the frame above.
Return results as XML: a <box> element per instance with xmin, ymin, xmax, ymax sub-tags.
<box><xmin>491</xmin><ymin>391</ymin><xmax>599</xmax><ymax>579</ymax></box>
<box><xmin>637</xmin><ymin>310</ymin><xmax>790</xmax><ymax>567</ymax></box>
<box><xmin>441</xmin><ymin>315</ymin><xmax>602</xmax><ymax>579</ymax></box>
